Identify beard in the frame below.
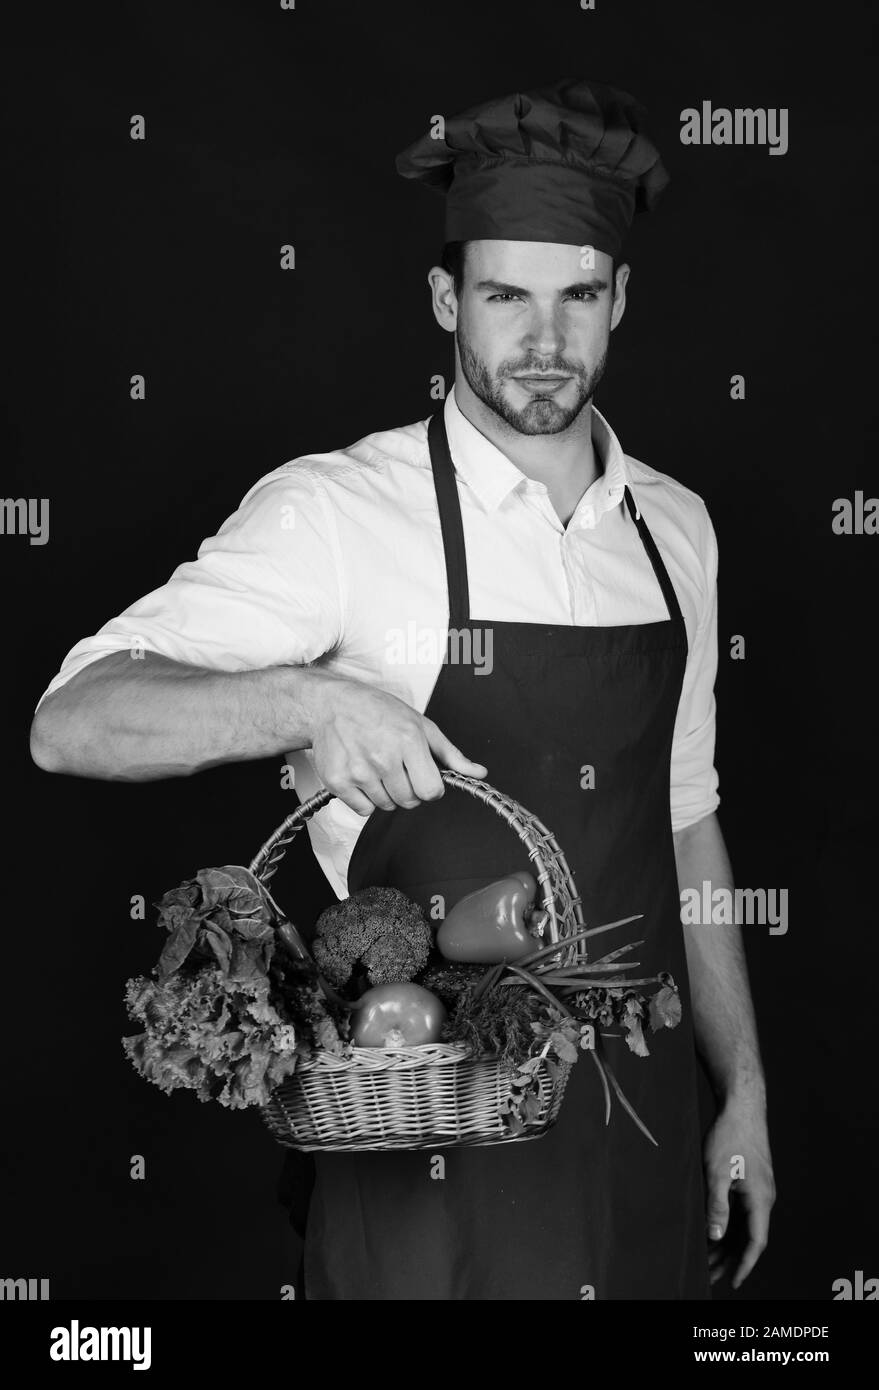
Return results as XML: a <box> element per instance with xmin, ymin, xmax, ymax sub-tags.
<box><xmin>457</xmin><ymin>323</ymin><xmax>608</xmax><ymax>436</ymax></box>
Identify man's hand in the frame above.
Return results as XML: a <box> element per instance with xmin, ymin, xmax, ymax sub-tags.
<box><xmin>703</xmin><ymin>1094</ymin><xmax>776</xmax><ymax>1290</ymax></box>
<box><xmin>308</xmin><ymin>673</ymin><xmax>487</xmax><ymax>815</ymax></box>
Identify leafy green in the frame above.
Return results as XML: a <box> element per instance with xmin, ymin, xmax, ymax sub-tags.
<box><xmin>122</xmin><ymin>968</ymin><xmax>298</xmax><ymax>1109</ymax></box>
<box><xmin>122</xmin><ymin>865</ymin><xmax>334</xmax><ymax>1110</ymax></box>
<box><xmin>621</xmin><ymin>996</ymin><xmax>650</xmax><ymax>1057</ymax></box>
<box><xmin>442</xmin><ymin>977</ymin><xmax>548</xmax><ymax>1065</ymax></box>
<box><xmin>648</xmin><ymin>977</ymin><xmax>682</xmax><ymax>1031</ymax></box>
<box><xmin>440</xmin><ymin>955</ymin><xmax>683</xmax><ymax>1137</ymax></box>
<box><xmin>154</xmin><ymin>864</ymin><xmax>275</xmax><ymax>985</ymax></box>
<box><xmin>548</xmin><ymin>1029</ymin><xmax>580</xmax><ymax>1064</ymax></box>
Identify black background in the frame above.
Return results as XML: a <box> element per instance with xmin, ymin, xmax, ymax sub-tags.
<box><xmin>3</xmin><ymin>0</ymin><xmax>876</xmax><ymax>1301</ymax></box>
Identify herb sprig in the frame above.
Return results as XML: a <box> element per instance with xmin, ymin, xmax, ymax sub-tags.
<box><xmin>441</xmin><ymin>916</ymin><xmax>682</xmax><ymax>1142</ymax></box>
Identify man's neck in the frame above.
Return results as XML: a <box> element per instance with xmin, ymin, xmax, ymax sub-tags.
<box><xmin>453</xmin><ymin>375</ymin><xmax>601</xmax><ymax>527</ymax></box>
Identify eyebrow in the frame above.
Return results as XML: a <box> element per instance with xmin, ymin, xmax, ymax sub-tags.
<box><xmin>474</xmin><ymin>278</ymin><xmax>610</xmax><ymax>296</ymax></box>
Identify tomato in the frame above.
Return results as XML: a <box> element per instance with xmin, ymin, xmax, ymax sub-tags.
<box><xmin>350</xmin><ymin>983</ymin><xmax>447</xmax><ymax>1048</ymax></box>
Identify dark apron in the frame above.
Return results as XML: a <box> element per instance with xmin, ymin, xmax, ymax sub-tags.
<box><xmin>280</xmin><ymin>410</ymin><xmax>710</xmax><ymax>1300</ymax></box>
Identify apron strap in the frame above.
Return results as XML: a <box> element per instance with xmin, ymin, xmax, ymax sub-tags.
<box><xmin>428</xmin><ymin>412</ymin><xmax>471</xmax><ymax>629</ymax></box>
<box><xmin>428</xmin><ymin>409</ymin><xmax>687</xmax><ymax>636</ymax></box>
<box><xmin>623</xmin><ymin>486</ymin><xmax>687</xmax><ymax>630</ymax></box>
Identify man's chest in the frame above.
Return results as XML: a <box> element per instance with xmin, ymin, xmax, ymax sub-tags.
<box><xmin>343</xmin><ymin>497</ymin><xmax>670</xmax><ymax>633</ymax></box>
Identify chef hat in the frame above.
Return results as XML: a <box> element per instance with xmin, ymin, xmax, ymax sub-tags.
<box><xmin>396</xmin><ymin>77</ymin><xmax>669</xmax><ymax>258</ymax></box>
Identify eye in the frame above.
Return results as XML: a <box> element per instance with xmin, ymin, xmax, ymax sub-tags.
<box><xmin>567</xmin><ymin>290</ymin><xmax>598</xmax><ymax>302</ymax></box>
<box><xmin>487</xmin><ymin>293</ymin><xmax>522</xmax><ymax>303</ymax></box>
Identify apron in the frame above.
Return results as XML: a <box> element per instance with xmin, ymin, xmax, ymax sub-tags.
<box><xmin>280</xmin><ymin>410</ymin><xmax>710</xmax><ymax>1301</ymax></box>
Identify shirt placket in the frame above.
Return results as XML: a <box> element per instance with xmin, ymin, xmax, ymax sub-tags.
<box><xmin>518</xmin><ymin>483</ymin><xmax>601</xmax><ymax>624</ymax></box>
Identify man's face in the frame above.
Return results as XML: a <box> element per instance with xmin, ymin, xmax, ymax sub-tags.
<box><xmin>450</xmin><ymin>240</ymin><xmax>625</xmax><ymax>436</ymax></box>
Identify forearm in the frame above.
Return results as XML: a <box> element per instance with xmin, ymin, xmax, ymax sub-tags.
<box><xmin>30</xmin><ymin>650</ymin><xmax>330</xmax><ymax>781</ymax></box>
<box><xmin>674</xmin><ymin>812</ymin><xmax>766</xmax><ymax>1108</ymax></box>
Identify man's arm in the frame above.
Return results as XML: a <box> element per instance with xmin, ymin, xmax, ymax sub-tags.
<box><xmin>29</xmin><ymin>650</ymin><xmax>329</xmax><ymax>780</ymax></box>
<box><xmin>675</xmin><ymin>811</ymin><xmax>764</xmax><ymax>1100</ymax></box>
<box><xmin>29</xmin><ymin>650</ymin><xmax>486</xmax><ymax>811</ymax></box>
<box><xmin>28</xmin><ymin>459</ymin><xmax>489</xmax><ymax>803</ymax></box>
<box><xmin>674</xmin><ymin>810</ymin><xmax>776</xmax><ymax>1290</ymax></box>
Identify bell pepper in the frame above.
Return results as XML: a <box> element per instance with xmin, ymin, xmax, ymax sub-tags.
<box><xmin>437</xmin><ymin>872</ymin><xmax>539</xmax><ymax>964</ymax></box>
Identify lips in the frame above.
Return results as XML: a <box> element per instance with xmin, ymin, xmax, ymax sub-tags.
<box><xmin>511</xmin><ymin>375</ymin><xmax>572</xmax><ymax>394</ymax></box>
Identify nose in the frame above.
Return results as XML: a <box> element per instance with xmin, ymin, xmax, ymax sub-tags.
<box><xmin>521</xmin><ymin>305</ymin><xmax>566</xmax><ymax>359</ymax></box>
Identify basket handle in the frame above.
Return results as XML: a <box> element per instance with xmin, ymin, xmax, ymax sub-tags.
<box><xmin>248</xmin><ymin>770</ymin><xmax>570</xmax><ymax>946</ymax></box>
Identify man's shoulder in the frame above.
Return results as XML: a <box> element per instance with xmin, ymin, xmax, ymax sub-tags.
<box><xmin>624</xmin><ymin>451</ymin><xmax>715</xmax><ymax>542</ymax></box>
<box><xmin>232</xmin><ymin>414</ymin><xmax>432</xmax><ymax>514</ymax></box>
<box><xmin>280</xmin><ymin>416</ymin><xmax>431</xmax><ymax>487</ymax></box>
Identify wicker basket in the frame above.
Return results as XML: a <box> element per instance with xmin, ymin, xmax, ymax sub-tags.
<box><xmin>251</xmin><ymin>770</ymin><xmax>587</xmax><ymax>1152</ymax></box>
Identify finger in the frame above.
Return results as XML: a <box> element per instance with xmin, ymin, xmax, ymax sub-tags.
<box><xmin>329</xmin><ymin>781</ymin><xmax>384</xmax><ymax>817</ymax></box>
<box><xmin>731</xmin><ymin>1235</ymin><xmax>767</xmax><ymax>1290</ymax></box>
<box><xmin>424</xmin><ymin>720</ymin><xmax>487</xmax><ymax>777</ymax></box>
<box><xmin>362</xmin><ymin>779</ymin><xmax>398</xmax><ymax>811</ymax></box>
<box><xmin>731</xmin><ymin>1191</ymin><xmax>772</xmax><ymax>1290</ymax></box>
<box><xmin>379</xmin><ymin>765</ymin><xmax>422</xmax><ymax>809</ymax></box>
<box><xmin>402</xmin><ymin>741</ymin><xmax>446</xmax><ymax>802</ymax></box>
<box><xmin>705</xmin><ymin>1171</ymin><xmax>732</xmax><ymax>1243</ymax></box>
<box><xmin>708</xmin><ymin>1248</ymin><xmax>731</xmax><ymax>1274</ymax></box>
<box><xmin>707</xmin><ymin>1241</ymin><xmax>733</xmax><ymax>1265</ymax></box>
<box><xmin>344</xmin><ymin>765</ymin><xmax>396</xmax><ymax>812</ymax></box>
<box><xmin>709</xmin><ymin>1259</ymin><xmax>735</xmax><ymax>1287</ymax></box>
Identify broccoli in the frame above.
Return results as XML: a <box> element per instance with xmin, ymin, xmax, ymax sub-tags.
<box><xmin>312</xmin><ymin>886</ymin><xmax>433</xmax><ymax>991</ymax></box>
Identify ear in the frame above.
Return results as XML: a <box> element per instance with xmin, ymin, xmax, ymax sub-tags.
<box><xmin>610</xmin><ymin>263</ymin><xmax>630</xmax><ymax>332</ymax></box>
<box><xmin>428</xmin><ymin>265</ymin><xmax>458</xmax><ymax>334</ymax></box>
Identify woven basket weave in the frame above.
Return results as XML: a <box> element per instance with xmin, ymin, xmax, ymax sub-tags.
<box><xmin>251</xmin><ymin>770</ymin><xmax>586</xmax><ymax>1152</ymax></box>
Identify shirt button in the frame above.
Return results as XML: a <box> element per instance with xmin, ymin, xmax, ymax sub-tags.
<box><xmin>580</xmin><ymin>508</ymin><xmax>595</xmax><ymax>528</ymax></box>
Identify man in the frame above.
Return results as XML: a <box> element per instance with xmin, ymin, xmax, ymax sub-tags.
<box><xmin>30</xmin><ymin>77</ymin><xmax>774</xmax><ymax>1300</ymax></box>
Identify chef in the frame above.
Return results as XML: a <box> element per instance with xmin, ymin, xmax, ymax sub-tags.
<box><xmin>31</xmin><ymin>77</ymin><xmax>775</xmax><ymax>1301</ymax></box>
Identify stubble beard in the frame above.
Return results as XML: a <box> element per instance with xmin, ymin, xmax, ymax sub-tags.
<box><xmin>456</xmin><ymin>322</ymin><xmax>609</xmax><ymax>436</ymax></box>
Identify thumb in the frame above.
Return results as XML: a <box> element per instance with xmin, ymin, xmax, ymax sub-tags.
<box><xmin>706</xmin><ymin>1171</ymin><xmax>731</xmax><ymax>1242</ymax></box>
<box><xmin>425</xmin><ymin>721</ymin><xmax>487</xmax><ymax>779</ymax></box>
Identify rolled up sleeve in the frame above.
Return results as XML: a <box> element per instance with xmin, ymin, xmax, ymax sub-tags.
<box><xmin>34</xmin><ymin>465</ymin><xmax>345</xmax><ymax>712</ymax></box>
<box><xmin>669</xmin><ymin>505</ymin><xmax>721</xmax><ymax>832</ymax></box>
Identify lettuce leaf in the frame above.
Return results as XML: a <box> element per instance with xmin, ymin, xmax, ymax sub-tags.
<box><xmin>123</xmin><ymin>865</ymin><xmax>307</xmax><ymax>1110</ymax></box>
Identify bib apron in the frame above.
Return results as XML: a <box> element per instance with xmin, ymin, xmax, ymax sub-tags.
<box><xmin>281</xmin><ymin>410</ymin><xmax>710</xmax><ymax>1300</ymax></box>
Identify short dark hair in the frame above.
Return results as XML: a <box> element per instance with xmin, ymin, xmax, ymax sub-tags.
<box><xmin>440</xmin><ymin>240</ymin><xmax>617</xmax><ymax>295</ymax></box>
<box><xmin>440</xmin><ymin>240</ymin><xmax>469</xmax><ymax>293</ymax></box>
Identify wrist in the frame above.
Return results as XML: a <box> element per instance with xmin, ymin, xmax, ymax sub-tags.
<box><xmin>285</xmin><ymin>663</ymin><xmax>345</xmax><ymax>745</ymax></box>
<box><xmin>714</xmin><ymin>1071</ymin><xmax>768</xmax><ymax>1112</ymax></box>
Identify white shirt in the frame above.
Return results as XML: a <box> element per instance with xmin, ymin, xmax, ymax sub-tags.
<box><xmin>36</xmin><ymin>386</ymin><xmax>721</xmax><ymax>898</ymax></box>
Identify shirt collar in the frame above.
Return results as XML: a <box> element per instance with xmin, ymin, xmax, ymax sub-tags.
<box><xmin>443</xmin><ymin>383</ymin><xmax>630</xmax><ymax>518</ymax></box>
